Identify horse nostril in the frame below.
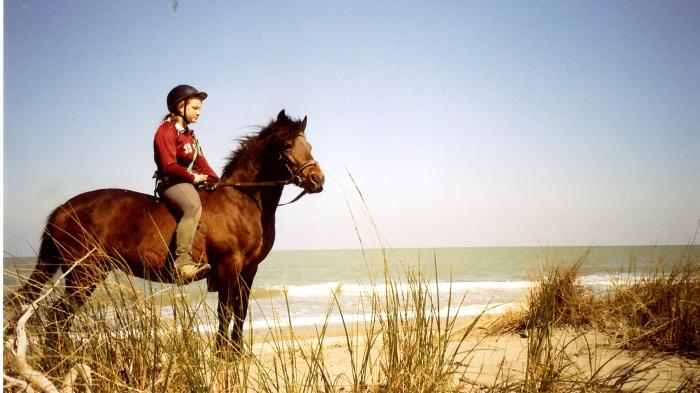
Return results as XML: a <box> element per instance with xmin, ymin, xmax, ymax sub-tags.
<box><xmin>310</xmin><ymin>173</ymin><xmax>320</xmax><ymax>185</ymax></box>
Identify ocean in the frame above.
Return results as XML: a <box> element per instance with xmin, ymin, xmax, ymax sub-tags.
<box><xmin>3</xmin><ymin>245</ymin><xmax>694</xmax><ymax>331</ymax></box>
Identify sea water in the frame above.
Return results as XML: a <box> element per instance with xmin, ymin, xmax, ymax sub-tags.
<box><xmin>3</xmin><ymin>245</ymin><xmax>694</xmax><ymax>331</ymax></box>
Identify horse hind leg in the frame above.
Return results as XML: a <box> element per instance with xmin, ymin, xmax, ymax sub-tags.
<box><xmin>45</xmin><ymin>265</ymin><xmax>105</xmax><ymax>354</ymax></box>
<box><xmin>4</xmin><ymin>233</ymin><xmax>62</xmax><ymax>325</ymax></box>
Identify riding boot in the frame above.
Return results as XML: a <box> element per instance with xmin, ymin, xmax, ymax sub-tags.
<box><xmin>173</xmin><ymin>217</ymin><xmax>211</xmax><ymax>285</ymax></box>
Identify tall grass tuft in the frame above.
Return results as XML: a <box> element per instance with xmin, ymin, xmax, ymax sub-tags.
<box><xmin>490</xmin><ymin>246</ymin><xmax>700</xmax><ymax>357</ymax></box>
<box><xmin>490</xmin><ymin>252</ymin><xmax>599</xmax><ymax>334</ymax></box>
<box><xmin>366</xmin><ymin>261</ymin><xmax>477</xmax><ymax>392</ymax></box>
<box><xmin>518</xmin><ymin>261</ymin><xmax>660</xmax><ymax>393</ymax></box>
<box><xmin>605</xmin><ymin>247</ymin><xmax>700</xmax><ymax>355</ymax></box>
<box><xmin>528</xmin><ymin>255</ymin><xmax>597</xmax><ymax>329</ymax></box>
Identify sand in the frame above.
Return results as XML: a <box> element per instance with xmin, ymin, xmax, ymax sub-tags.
<box><xmin>243</xmin><ymin>315</ymin><xmax>699</xmax><ymax>392</ymax></box>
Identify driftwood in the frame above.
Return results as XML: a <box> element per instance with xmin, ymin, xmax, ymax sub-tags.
<box><xmin>4</xmin><ymin>248</ymin><xmax>96</xmax><ymax>393</ymax></box>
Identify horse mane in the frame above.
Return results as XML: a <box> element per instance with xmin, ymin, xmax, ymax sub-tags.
<box><xmin>220</xmin><ymin>111</ymin><xmax>302</xmax><ymax>179</ymax></box>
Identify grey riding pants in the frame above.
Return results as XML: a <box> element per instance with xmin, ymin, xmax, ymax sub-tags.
<box><xmin>161</xmin><ymin>182</ymin><xmax>202</xmax><ymax>222</ymax></box>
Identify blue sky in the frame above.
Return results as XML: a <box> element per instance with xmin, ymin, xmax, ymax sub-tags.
<box><xmin>4</xmin><ymin>1</ymin><xmax>700</xmax><ymax>256</ymax></box>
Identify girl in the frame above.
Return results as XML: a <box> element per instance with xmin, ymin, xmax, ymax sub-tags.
<box><xmin>153</xmin><ymin>84</ymin><xmax>218</xmax><ymax>284</ymax></box>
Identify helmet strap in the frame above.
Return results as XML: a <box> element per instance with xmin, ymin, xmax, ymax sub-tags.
<box><xmin>181</xmin><ymin>99</ymin><xmax>189</xmax><ymax>126</ymax></box>
<box><xmin>174</xmin><ymin>100</ymin><xmax>189</xmax><ymax>129</ymax></box>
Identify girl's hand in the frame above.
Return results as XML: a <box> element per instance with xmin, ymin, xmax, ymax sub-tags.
<box><xmin>193</xmin><ymin>173</ymin><xmax>208</xmax><ymax>184</ymax></box>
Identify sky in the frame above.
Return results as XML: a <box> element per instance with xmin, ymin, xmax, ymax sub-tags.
<box><xmin>3</xmin><ymin>1</ymin><xmax>700</xmax><ymax>256</ymax></box>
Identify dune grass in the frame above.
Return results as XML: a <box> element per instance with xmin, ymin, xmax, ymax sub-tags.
<box><xmin>489</xmin><ymin>245</ymin><xmax>700</xmax><ymax>360</ymax></box>
<box><xmin>604</xmin><ymin>248</ymin><xmax>700</xmax><ymax>355</ymax></box>
<box><xmin>5</xmin><ymin>244</ymin><xmax>699</xmax><ymax>392</ymax></box>
<box><xmin>2</xmin><ymin>244</ymin><xmax>474</xmax><ymax>392</ymax></box>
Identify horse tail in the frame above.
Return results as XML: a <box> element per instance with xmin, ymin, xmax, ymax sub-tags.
<box><xmin>4</xmin><ymin>208</ymin><xmax>63</xmax><ymax>310</ymax></box>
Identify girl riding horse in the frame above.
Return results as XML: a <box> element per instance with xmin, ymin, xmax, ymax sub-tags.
<box><xmin>5</xmin><ymin>109</ymin><xmax>324</xmax><ymax>355</ymax></box>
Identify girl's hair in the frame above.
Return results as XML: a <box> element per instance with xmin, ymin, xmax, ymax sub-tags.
<box><xmin>162</xmin><ymin>113</ymin><xmax>177</xmax><ymax>123</ymax></box>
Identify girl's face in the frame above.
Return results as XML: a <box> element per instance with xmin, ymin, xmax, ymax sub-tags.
<box><xmin>178</xmin><ymin>98</ymin><xmax>203</xmax><ymax>124</ymax></box>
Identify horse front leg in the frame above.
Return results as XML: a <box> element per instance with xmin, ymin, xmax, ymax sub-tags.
<box><xmin>215</xmin><ymin>254</ymin><xmax>244</xmax><ymax>356</ymax></box>
<box><xmin>230</xmin><ymin>265</ymin><xmax>258</xmax><ymax>344</ymax></box>
<box><xmin>216</xmin><ymin>291</ymin><xmax>234</xmax><ymax>355</ymax></box>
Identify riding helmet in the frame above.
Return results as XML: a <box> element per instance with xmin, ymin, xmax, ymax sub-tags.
<box><xmin>166</xmin><ymin>85</ymin><xmax>208</xmax><ymax>114</ymax></box>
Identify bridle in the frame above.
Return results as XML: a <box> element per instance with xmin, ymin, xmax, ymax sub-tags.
<box><xmin>286</xmin><ymin>158</ymin><xmax>319</xmax><ymax>187</ymax></box>
<box><xmin>212</xmin><ymin>151</ymin><xmax>319</xmax><ymax>206</ymax></box>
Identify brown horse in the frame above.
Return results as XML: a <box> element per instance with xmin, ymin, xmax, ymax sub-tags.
<box><xmin>6</xmin><ymin>110</ymin><xmax>324</xmax><ymax>353</ymax></box>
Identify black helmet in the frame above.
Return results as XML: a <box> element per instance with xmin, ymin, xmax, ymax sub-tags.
<box><xmin>166</xmin><ymin>85</ymin><xmax>208</xmax><ymax>115</ymax></box>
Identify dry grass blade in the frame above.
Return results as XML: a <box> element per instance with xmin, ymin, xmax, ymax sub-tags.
<box><xmin>5</xmin><ymin>248</ymin><xmax>96</xmax><ymax>393</ymax></box>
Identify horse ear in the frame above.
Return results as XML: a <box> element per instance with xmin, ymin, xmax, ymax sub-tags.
<box><xmin>300</xmin><ymin>116</ymin><xmax>307</xmax><ymax>133</ymax></box>
<box><xmin>277</xmin><ymin>109</ymin><xmax>286</xmax><ymax>122</ymax></box>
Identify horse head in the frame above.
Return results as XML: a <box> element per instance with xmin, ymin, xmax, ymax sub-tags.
<box><xmin>273</xmin><ymin>110</ymin><xmax>325</xmax><ymax>193</ymax></box>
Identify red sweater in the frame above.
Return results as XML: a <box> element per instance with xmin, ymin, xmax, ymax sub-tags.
<box><xmin>153</xmin><ymin>122</ymin><xmax>219</xmax><ymax>183</ymax></box>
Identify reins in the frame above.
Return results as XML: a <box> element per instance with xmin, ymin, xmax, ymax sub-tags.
<box><xmin>208</xmin><ymin>159</ymin><xmax>318</xmax><ymax>206</ymax></box>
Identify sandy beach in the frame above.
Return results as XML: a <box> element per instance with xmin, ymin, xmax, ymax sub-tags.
<box><xmin>241</xmin><ymin>315</ymin><xmax>699</xmax><ymax>392</ymax></box>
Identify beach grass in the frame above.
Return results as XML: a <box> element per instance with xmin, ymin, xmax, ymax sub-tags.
<box><xmin>4</xmin><ymin>244</ymin><xmax>700</xmax><ymax>392</ymax></box>
<box><xmin>489</xmin><ymin>245</ymin><xmax>700</xmax><ymax>359</ymax></box>
<box><xmin>604</xmin><ymin>247</ymin><xmax>700</xmax><ymax>355</ymax></box>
